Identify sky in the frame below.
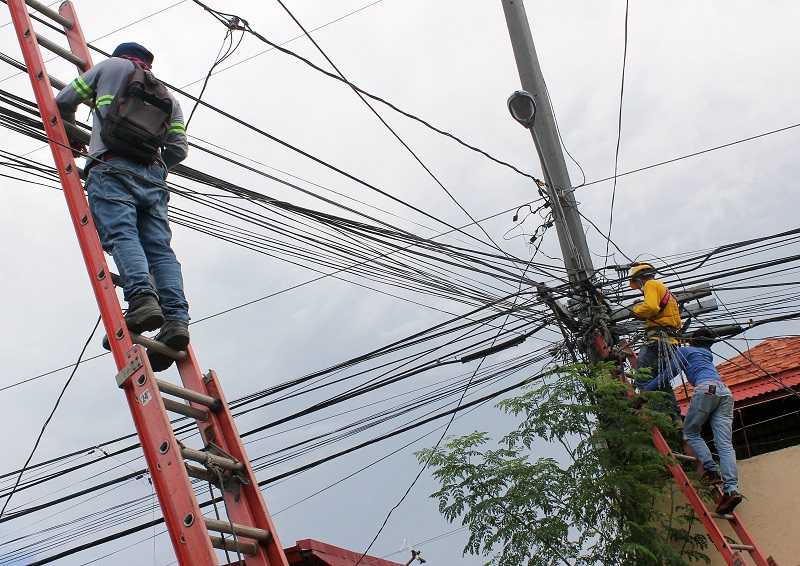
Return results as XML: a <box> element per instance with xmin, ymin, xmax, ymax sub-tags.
<box><xmin>1</xmin><ymin>1</ymin><xmax>800</xmax><ymax>565</ymax></box>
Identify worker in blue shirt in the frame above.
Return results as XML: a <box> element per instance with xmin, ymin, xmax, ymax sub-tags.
<box><xmin>640</xmin><ymin>328</ymin><xmax>743</xmax><ymax>514</ymax></box>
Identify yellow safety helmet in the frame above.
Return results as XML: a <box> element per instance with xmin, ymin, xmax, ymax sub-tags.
<box><xmin>629</xmin><ymin>262</ymin><xmax>656</xmax><ymax>281</ymax></box>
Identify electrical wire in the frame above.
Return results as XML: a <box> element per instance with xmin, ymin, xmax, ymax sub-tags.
<box><xmin>187</xmin><ymin>0</ymin><xmax>541</xmax><ymax>184</ymax></box>
<box><xmin>351</xmin><ymin>257</ymin><xmax>543</xmax><ymax>563</ymax></box>
<box><xmin>604</xmin><ymin>0</ymin><xmax>629</xmax><ymax>266</ymax></box>
<box><xmin>575</xmin><ymin>121</ymin><xmax>800</xmax><ymax>192</ymax></box>
<box><xmin>0</xmin><ymin>316</ymin><xmax>101</xmax><ymax>518</ymax></box>
<box><xmin>184</xmin><ymin>13</ymin><xmax>245</xmax><ymax>128</ymax></box>
<box><xmin>260</xmin><ymin>0</ymin><xmax>516</xmax><ymax>263</ymax></box>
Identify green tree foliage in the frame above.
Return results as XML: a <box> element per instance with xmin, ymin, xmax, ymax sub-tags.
<box><xmin>417</xmin><ymin>363</ymin><xmax>709</xmax><ymax>566</ymax></box>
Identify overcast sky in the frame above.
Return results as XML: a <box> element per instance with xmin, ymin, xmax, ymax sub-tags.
<box><xmin>1</xmin><ymin>1</ymin><xmax>799</xmax><ymax>565</ymax></box>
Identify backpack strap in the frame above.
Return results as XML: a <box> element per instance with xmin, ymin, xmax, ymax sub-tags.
<box><xmin>658</xmin><ymin>288</ymin><xmax>673</xmax><ymax>313</ymax></box>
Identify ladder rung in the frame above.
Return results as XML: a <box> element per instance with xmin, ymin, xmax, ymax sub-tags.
<box><xmin>34</xmin><ymin>33</ymin><xmax>87</xmax><ymax>70</ymax></box>
<box><xmin>730</xmin><ymin>543</ymin><xmax>754</xmax><ymax>551</ymax></box>
<box><xmin>156</xmin><ymin>378</ymin><xmax>222</xmax><ymax>411</ymax></box>
<box><xmin>711</xmin><ymin>512</ymin><xmax>735</xmax><ymax>521</ymax></box>
<box><xmin>133</xmin><ymin>333</ymin><xmax>188</xmax><ymax>362</ymax></box>
<box><xmin>25</xmin><ymin>0</ymin><xmax>73</xmax><ymax>29</ymax></box>
<box><xmin>48</xmin><ymin>73</ymin><xmax>66</xmax><ymax>90</ymax></box>
<box><xmin>210</xmin><ymin>535</ymin><xmax>258</xmax><ymax>556</ymax></box>
<box><xmin>205</xmin><ymin>518</ymin><xmax>271</xmax><ymax>542</ymax></box>
<box><xmin>185</xmin><ymin>463</ymin><xmax>219</xmax><ymax>485</ymax></box>
<box><xmin>181</xmin><ymin>447</ymin><xmax>243</xmax><ymax>472</ymax></box>
<box><xmin>163</xmin><ymin>398</ymin><xmax>208</xmax><ymax>421</ymax></box>
<box><xmin>671</xmin><ymin>452</ymin><xmax>697</xmax><ymax>462</ymax></box>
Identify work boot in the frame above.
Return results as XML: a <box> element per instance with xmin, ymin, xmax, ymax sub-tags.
<box><xmin>125</xmin><ymin>294</ymin><xmax>164</xmax><ymax>334</ymax></box>
<box><xmin>715</xmin><ymin>491</ymin><xmax>743</xmax><ymax>514</ymax></box>
<box><xmin>147</xmin><ymin>320</ymin><xmax>190</xmax><ymax>372</ymax></box>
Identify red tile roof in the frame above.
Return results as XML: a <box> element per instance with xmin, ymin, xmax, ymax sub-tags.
<box><xmin>675</xmin><ymin>337</ymin><xmax>800</xmax><ymax>412</ymax></box>
<box><xmin>284</xmin><ymin>539</ymin><xmax>404</xmax><ymax>566</ymax></box>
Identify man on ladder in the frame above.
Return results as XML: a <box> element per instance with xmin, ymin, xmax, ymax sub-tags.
<box><xmin>640</xmin><ymin>328</ymin><xmax>744</xmax><ymax>514</ymax></box>
<box><xmin>629</xmin><ymin>263</ymin><xmax>682</xmax><ymax>419</ymax></box>
<box><xmin>56</xmin><ymin>42</ymin><xmax>190</xmax><ymax>371</ymax></box>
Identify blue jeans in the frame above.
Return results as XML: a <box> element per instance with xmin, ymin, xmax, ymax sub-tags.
<box><xmin>637</xmin><ymin>341</ymin><xmax>681</xmax><ymax>417</ymax></box>
<box><xmin>87</xmin><ymin>158</ymin><xmax>189</xmax><ymax>322</ymax></box>
<box><xmin>683</xmin><ymin>381</ymin><xmax>738</xmax><ymax>493</ymax></box>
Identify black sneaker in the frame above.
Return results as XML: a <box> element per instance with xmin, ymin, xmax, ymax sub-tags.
<box><xmin>147</xmin><ymin>320</ymin><xmax>190</xmax><ymax>372</ymax></box>
<box><xmin>701</xmin><ymin>470</ymin><xmax>722</xmax><ymax>487</ymax></box>
<box><xmin>125</xmin><ymin>294</ymin><xmax>164</xmax><ymax>334</ymax></box>
<box><xmin>716</xmin><ymin>491</ymin><xmax>743</xmax><ymax>514</ymax></box>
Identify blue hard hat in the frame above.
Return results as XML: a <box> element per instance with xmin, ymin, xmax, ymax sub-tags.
<box><xmin>111</xmin><ymin>42</ymin><xmax>154</xmax><ymax>65</ymax></box>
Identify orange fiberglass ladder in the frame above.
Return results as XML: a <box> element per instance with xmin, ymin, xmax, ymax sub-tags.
<box><xmin>650</xmin><ymin>427</ymin><xmax>775</xmax><ymax>566</ymax></box>
<box><xmin>6</xmin><ymin>1</ymin><xmax>289</xmax><ymax>564</ymax></box>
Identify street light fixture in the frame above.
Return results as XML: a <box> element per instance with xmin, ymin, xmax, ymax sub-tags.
<box><xmin>507</xmin><ymin>89</ymin><xmax>537</xmax><ymax>128</ymax></box>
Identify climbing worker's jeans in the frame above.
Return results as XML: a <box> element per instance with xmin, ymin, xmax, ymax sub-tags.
<box><xmin>683</xmin><ymin>381</ymin><xmax>738</xmax><ymax>494</ymax></box>
<box><xmin>86</xmin><ymin>158</ymin><xmax>190</xmax><ymax>322</ymax></box>
<box><xmin>637</xmin><ymin>340</ymin><xmax>681</xmax><ymax>418</ymax></box>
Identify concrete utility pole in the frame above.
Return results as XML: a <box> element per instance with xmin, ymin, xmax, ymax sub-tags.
<box><xmin>501</xmin><ymin>0</ymin><xmax>595</xmax><ymax>285</ymax></box>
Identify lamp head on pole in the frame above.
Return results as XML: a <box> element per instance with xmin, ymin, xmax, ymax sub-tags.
<box><xmin>507</xmin><ymin>90</ymin><xmax>537</xmax><ymax>128</ymax></box>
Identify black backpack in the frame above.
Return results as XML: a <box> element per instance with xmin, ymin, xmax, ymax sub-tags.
<box><xmin>99</xmin><ymin>64</ymin><xmax>173</xmax><ymax>163</ymax></box>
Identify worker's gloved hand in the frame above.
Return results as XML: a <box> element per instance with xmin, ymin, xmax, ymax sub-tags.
<box><xmin>64</xmin><ymin>122</ymin><xmax>86</xmax><ymax>158</ymax></box>
<box><xmin>631</xmin><ymin>395</ymin><xmax>648</xmax><ymax>411</ymax></box>
<box><xmin>67</xmin><ymin>138</ymin><xmax>86</xmax><ymax>158</ymax></box>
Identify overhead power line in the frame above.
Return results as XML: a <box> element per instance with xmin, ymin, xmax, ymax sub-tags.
<box><xmin>577</xmin><ymin>121</ymin><xmax>800</xmax><ymax>190</ymax></box>
<box><xmin>0</xmin><ymin>316</ymin><xmax>101</xmax><ymax>518</ymax></box>
<box><xmin>187</xmin><ymin>0</ymin><xmax>540</xmax><ymax>183</ymax></box>
<box><xmin>604</xmin><ymin>0</ymin><xmax>630</xmax><ymax>266</ymax></box>
<box><xmin>179</xmin><ymin>0</ymin><xmax>387</xmax><ymax>89</ymax></box>
<box><xmin>269</xmin><ymin>0</ymin><xmax>512</xmax><ymax>262</ymax></box>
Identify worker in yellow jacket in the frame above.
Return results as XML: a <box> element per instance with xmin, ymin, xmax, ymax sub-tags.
<box><xmin>629</xmin><ymin>263</ymin><xmax>682</xmax><ymax>417</ymax></box>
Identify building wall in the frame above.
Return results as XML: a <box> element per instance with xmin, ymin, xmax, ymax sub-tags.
<box><xmin>688</xmin><ymin>444</ymin><xmax>800</xmax><ymax>566</ymax></box>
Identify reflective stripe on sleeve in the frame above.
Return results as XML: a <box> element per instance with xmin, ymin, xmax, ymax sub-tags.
<box><xmin>95</xmin><ymin>95</ymin><xmax>114</xmax><ymax>108</ymax></box>
<box><xmin>70</xmin><ymin>77</ymin><xmax>94</xmax><ymax>100</ymax></box>
<box><xmin>167</xmin><ymin>121</ymin><xmax>186</xmax><ymax>135</ymax></box>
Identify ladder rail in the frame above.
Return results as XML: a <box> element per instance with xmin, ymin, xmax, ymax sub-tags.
<box><xmin>651</xmin><ymin>428</ymin><xmax>748</xmax><ymax>564</ymax></box>
<box><xmin>204</xmin><ymin>368</ymin><xmax>290</xmax><ymax>566</ymax></box>
<box><xmin>719</xmin><ymin>496</ymin><xmax>770</xmax><ymax>566</ymax></box>
<box><xmin>121</xmin><ymin>348</ymin><xmax>219</xmax><ymax>565</ymax></box>
<box><xmin>5</xmin><ymin>0</ymin><xmax>132</xmax><ymax>368</ymax></box>
<box><xmin>58</xmin><ymin>1</ymin><xmax>91</xmax><ymax>72</ymax></box>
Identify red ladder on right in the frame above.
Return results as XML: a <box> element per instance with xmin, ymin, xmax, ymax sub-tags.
<box><xmin>652</xmin><ymin>418</ymin><xmax>774</xmax><ymax>565</ymax></box>
<box><xmin>6</xmin><ymin>1</ymin><xmax>289</xmax><ymax>564</ymax></box>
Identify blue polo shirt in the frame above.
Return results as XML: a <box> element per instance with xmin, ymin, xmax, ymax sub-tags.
<box><xmin>641</xmin><ymin>346</ymin><xmax>722</xmax><ymax>391</ymax></box>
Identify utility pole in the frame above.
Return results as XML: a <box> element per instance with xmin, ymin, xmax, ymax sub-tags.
<box><xmin>501</xmin><ymin>0</ymin><xmax>594</xmax><ymax>285</ymax></box>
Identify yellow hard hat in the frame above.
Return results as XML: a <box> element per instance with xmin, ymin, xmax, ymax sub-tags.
<box><xmin>629</xmin><ymin>263</ymin><xmax>656</xmax><ymax>280</ymax></box>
